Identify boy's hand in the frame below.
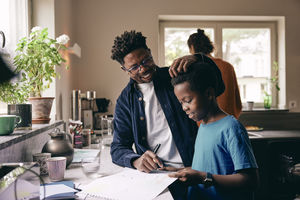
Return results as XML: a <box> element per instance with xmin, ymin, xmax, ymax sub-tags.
<box><xmin>168</xmin><ymin>167</ymin><xmax>205</xmax><ymax>185</ymax></box>
<box><xmin>169</xmin><ymin>55</ymin><xmax>197</xmax><ymax>78</ymax></box>
<box><xmin>133</xmin><ymin>150</ymin><xmax>164</xmax><ymax>173</ymax></box>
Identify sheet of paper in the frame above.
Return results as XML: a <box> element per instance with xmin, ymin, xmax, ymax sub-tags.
<box><xmin>72</xmin><ymin>148</ymin><xmax>100</xmax><ymax>163</ymax></box>
<box><xmin>40</xmin><ymin>184</ymin><xmax>77</xmax><ymax>199</ymax></box>
<box><xmin>78</xmin><ymin>168</ymin><xmax>177</xmax><ymax>200</ymax></box>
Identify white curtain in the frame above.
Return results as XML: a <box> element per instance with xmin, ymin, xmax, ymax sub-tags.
<box><xmin>0</xmin><ymin>0</ymin><xmax>29</xmax><ymax>113</ymax></box>
<box><xmin>0</xmin><ymin>0</ymin><xmax>29</xmax><ymax>64</ymax></box>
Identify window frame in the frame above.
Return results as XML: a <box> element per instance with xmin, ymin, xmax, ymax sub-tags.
<box><xmin>159</xmin><ymin>20</ymin><xmax>277</xmax><ymax>108</ymax></box>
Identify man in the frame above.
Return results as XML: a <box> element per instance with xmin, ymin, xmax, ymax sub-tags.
<box><xmin>110</xmin><ymin>30</ymin><xmax>198</xmax><ymax>170</ymax></box>
<box><xmin>110</xmin><ymin>30</ymin><xmax>198</xmax><ymax>199</ymax></box>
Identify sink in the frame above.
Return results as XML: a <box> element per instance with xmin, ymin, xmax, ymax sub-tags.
<box><xmin>247</xmin><ymin>132</ymin><xmax>263</xmax><ymax>138</ymax></box>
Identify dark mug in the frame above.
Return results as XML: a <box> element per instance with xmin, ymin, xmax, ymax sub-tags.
<box><xmin>8</xmin><ymin>104</ymin><xmax>32</xmax><ymax>129</ymax></box>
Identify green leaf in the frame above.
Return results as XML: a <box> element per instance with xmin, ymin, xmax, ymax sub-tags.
<box><xmin>10</xmin><ymin>26</ymin><xmax>70</xmax><ymax>97</ymax></box>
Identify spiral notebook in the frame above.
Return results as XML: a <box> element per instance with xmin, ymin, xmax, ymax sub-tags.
<box><xmin>78</xmin><ymin>168</ymin><xmax>177</xmax><ymax>200</ymax></box>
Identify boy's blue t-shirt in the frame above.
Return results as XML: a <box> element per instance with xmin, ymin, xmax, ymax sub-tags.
<box><xmin>189</xmin><ymin>115</ymin><xmax>258</xmax><ymax>200</ymax></box>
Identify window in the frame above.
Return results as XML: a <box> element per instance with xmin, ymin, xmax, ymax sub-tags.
<box><xmin>159</xmin><ymin>21</ymin><xmax>277</xmax><ymax>107</ymax></box>
<box><xmin>164</xmin><ymin>28</ymin><xmax>214</xmax><ymax>66</ymax></box>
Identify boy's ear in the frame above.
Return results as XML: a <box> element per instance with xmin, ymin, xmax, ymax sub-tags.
<box><xmin>205</xmin><ymin>87</ymin><xmax>215</xmax><ymax>100</ymax></box>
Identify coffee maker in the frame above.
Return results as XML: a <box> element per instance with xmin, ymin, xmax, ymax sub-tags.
<box><xmin>71</xmin><ymin>90</ymin><xmax>97</xmax><ymax>129</ymax></box>
<box><xmin>94</xmin><ymin>98</ymin><xmax>111</xmax><ymax>130</ymax></box>
<box><xmin>82</xmin><ymin>91</ymin><xmax>97</xmax><ymax>129</ymax></box>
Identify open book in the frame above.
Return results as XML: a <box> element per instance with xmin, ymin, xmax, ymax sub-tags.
<box><xmin>77</xmin><ymin>168</ymin><xmax>177</xmax><ymax>200</ymax></box>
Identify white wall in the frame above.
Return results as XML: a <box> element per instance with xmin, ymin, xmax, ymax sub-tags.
<box><xmin>68</xmin><ymin>0</ymin><xmax>300</xmax><ymax>113</ymax></box>
<box><xmin>30</xmin><ymin>0</ymin><xmax>300</xmax><ymax>117</ymax></box>
<box><xmin>54</xmin><ymin>0</ymin><xmax>74</xmax><ymax>122</ymax></box>
<box><xmin>32</xmin><ymin>0</ymin><xmax>74</xmax><ymax>122</ymax></box>
<box><xmin>31</xmin><ymin>0</ymin><xmax>56</xmax><ymax>121</ymax></box>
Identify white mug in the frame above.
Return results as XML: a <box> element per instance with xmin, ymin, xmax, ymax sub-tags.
<box><xmin>46</xmin><ymin>157</ymin><xmax>66</xmax><ymax>181</ymax></box>
<box><xmin>246</xmin><ymin>101</ymin><xmax>254</xmax><ymax>110</ymax></box>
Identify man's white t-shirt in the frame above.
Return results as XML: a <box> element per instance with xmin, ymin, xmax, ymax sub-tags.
<box><xmin>138</xmin><ymin>81</ymin><xmax>183</xmax><ymax>168</ymax></box>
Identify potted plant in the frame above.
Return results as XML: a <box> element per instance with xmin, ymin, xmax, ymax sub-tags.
<box><xmin>264</xmin><ymin>61</ymin><xmax>280</xmax><ymax>109</ymax></box>
<box><xmin>0</xmin><ymin>79</ymin><xmax>32</xmax><ymax>129</ymax></box>
<box><xmin>13</xmin><ymin>27</ymin><xmax>70</xmax><ymax>124</ymax></box>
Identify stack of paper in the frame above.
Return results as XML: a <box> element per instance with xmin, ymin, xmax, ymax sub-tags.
<box><xmin>78</xmin><ymin>168</ymin><xmax>177</xmax><ymax>200</ymax></box>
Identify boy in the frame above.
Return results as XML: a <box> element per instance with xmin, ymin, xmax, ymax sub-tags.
<box><xmin>168</xmin><ymin>61</ymin><xmax>259</xmax><ymax>200</ymax></box>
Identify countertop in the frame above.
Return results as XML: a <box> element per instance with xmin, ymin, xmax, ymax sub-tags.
<box><xmin>0</xmin><ymin>121</ymin><xmax>64</xmax><ymax>150</ymax></box>
<box><xmin>41</xmin><ymin>130</ymin><xmax>300</xmax><ymax>199</ymax></box>
<box><xmin>248</xmin><ymin>130</ymin><xmax>300</xmax><ymax>140</ymax></box>
<box><xmin>42</xmin><ymin>142</ymin><xmax>174</xmax><ymax>200</ymax></box>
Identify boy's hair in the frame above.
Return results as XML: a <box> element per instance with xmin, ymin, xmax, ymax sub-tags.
<box><xmin>187</xmin><ymin>29</ymin><xmax>214</xmax><ymax>54</ymax></box>
<box><xmin>171</xmin><ymin>61</ymin><xmax>224</xmax><ymax>97</ymax></box>
<box><xmin>111</xmin><ymin>30</ymin><xmax>149</xmax><ymax>65</ymax></box>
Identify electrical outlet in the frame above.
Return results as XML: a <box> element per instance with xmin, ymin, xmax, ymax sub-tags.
<box><xmin>289</xmin><ymin>100</ymin><xmax>297</xmax><ymax>109</ymax></box>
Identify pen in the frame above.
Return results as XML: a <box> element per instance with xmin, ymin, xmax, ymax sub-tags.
<box><xmin>74</xmin><ymin>187</ymin><xmax>82</xmax><ymax>192</ymax></box>
<box><xmin>153</xmin><ymin>144</ymin><xmax>161</xmax><ymax>154</ymax></box>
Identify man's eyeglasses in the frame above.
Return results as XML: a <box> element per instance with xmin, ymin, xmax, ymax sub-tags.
<box><xmin>121</xmin><ymin>56</ymin><xmax>153</xmax><ymax>74</ymax></box>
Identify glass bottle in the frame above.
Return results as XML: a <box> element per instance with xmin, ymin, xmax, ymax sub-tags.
<box><xmin>264</xmin><ymin>95</ymin><xmax>272</xmax><ymax>109</ymax></box>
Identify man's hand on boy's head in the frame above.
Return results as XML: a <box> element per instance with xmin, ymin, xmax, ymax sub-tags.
<box><xmin>168</xmin><ymin>167</ymin><xmax>205</xmax><ymax>185</ymax></box>
<box><xmin>169</xmin><ymin>55</ymin><xmax>197</xmax><ymax>78</ymax></box>
<box><xmin>133</xmin><ymin>150</ymin><xmax>163</xmax><ymax>173</ymax></box>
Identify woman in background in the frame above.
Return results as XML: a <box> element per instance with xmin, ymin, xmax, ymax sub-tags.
<box><xmin>187</xmin><ymin>29</ymin><xmax>242</xmax><ymax>119</ymax></box>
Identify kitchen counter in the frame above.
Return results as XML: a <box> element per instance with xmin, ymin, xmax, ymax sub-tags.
<box><xmin>0</xmin><ymin>121</ymin><xmax>65</xmax><ymax>163</ymax></box>
<box><xmin>249</xmin><ymin>130</ymin><xmax>300</xmax><ymax>140</ymax></box>
<box><xmin>240</xmin><ymin>111</ymin><xmax>300</xmax><ymax>130</ymax></box>
<box><xmin>42</xmin><ymin>143</ymin><xmax>174</xmax><ymax>200</ymax></box>
<box><xmin>0</xmin><ymin>121</ymin><xmax>64</xmax><ymax>150</ymax></box>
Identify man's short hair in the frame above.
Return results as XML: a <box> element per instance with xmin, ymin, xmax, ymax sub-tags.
<box><xmin>111</xmin><ymin>30</ymin><xmax>149</xmax><ymax>65</ymax></box>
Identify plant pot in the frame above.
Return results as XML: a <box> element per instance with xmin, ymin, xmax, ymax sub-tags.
<box><xmin>7</xmin><ymin>104</ymin><xmax>32</xmax><ymax>129</ymax></box>
<box><xmin>28</xmin><ymin>97</ymin><xmax>54</xmax><ymax>124</ymax></box>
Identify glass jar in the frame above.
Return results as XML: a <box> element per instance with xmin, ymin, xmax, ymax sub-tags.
<box><xmin>264</xmin><ymin>95</ymin><xmax>272</xmax><ymax>109</ymax></box>
<box><xmin>82</xmin><ymin>129</ymin><xmax>91</xmax><ymax>147</ymax></box>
